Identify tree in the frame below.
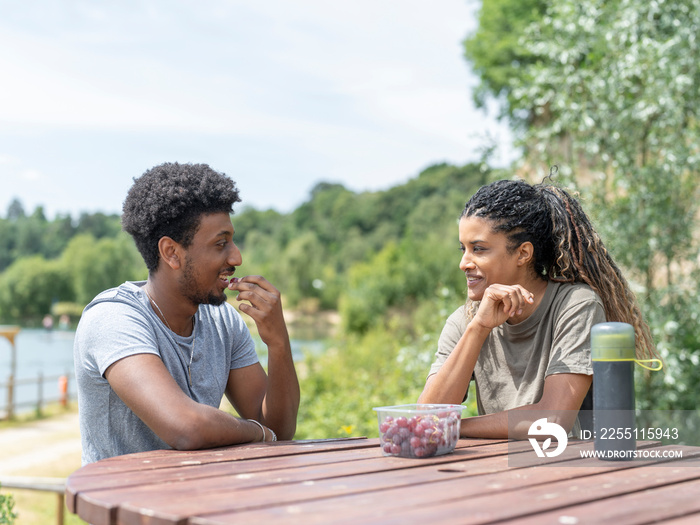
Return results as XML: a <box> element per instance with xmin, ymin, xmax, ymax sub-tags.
<box><xmin>510</xmin><ymin>0</ymin><xmax>700</xmax><ymax>292</ymax></box>
<box><xmin>60</xmin><ymin>234</ymin><xmax>145</xmax><ymax>305</ymax></box>
<box><xmin>40</xmin><ymin>213</ymin><xmax>76</xmax><ymax>259</ymax></box>
<box><xmin>232</xmin><ymin>207</ymin><xmax>283</xmax><ymax>250</ymax></box>
<box><xmin>13</xmin><ymin>206</ymin><xmax>48</xmax><ymax>257</ymax></box>
<box><xmin>76</xmin><ymin>212</ymin><xmax>121</xmax><ymax>238</ymax></box>
<box><xmin>5</xmin><ymin>199</ymin><xmax>24</xmax><ymax>221</ymax></box>
<box><xmin>0</xmin><ymin>220</ymin><xmax>15</xmax><ymax>271</ymax></box>
<box><xmin>0</xmin><ymin>256</ymin><xmax>72</xmax><ymax>323</ymax></box>
<box><xmin>464</xmin><ymin>0</ymin><xmax>547</xmax><ymax>119</ymax></box>
<box><xmin>472</xmin><ymin>0</ymin><xmax>700</xmax><ymax>409</ymax></box>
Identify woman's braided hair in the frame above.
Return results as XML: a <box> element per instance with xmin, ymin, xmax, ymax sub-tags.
<box><xmin>461</xmin><ymin>178</ymin><xmax>656</xmax><ymax>360</ymax></box>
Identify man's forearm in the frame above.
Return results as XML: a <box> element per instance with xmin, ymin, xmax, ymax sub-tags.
<box><xmin>261</xmin><ymin>340</ymin><xmax>300</xmax><ymax>440</ymax></box>
<box><xmin>166</xmin><ymin>403</ymin><xmax>266</xmax><ymax>450</ymax></box>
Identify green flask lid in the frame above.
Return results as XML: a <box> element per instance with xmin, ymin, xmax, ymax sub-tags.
<box><xmin>591</xmin><ymin>322</ymin><xmax>635</xmax><ymax>360</ymax></box>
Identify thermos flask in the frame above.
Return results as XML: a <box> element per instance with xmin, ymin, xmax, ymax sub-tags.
<box><xmin>592</xmin><ymin>322</ymin><xmax>636</xmax><ymax>460</ymax></box>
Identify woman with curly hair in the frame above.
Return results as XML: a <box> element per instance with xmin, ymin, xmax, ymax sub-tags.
<box><xmin>418</xmin><ymin>178</ymin><xmax>656</xmax><ymax>438</ymax></box>
<box><xmin>74</xmin><ymin>162</ymin><xmax>299</xmax><ymax>464</ymax></box>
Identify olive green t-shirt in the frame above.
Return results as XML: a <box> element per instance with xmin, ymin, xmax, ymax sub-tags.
<box><xmin>429</xmin><ymin>281</ymin><xmax>604</xmax><ymax>415</ymax></box>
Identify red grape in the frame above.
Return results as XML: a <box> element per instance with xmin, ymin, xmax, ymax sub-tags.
<box><xmin>377</xmin><ymin>408</ymin><xmax>461</xmax><ymax>458</ymax></box>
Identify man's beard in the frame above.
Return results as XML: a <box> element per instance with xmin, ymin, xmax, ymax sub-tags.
<box><xmin>179</xmin><ymin>256</ymin><xmax>228</xmax><ymax>306</ymax></box>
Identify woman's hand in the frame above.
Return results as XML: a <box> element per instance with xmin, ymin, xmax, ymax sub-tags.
<box><xmin>473</xmin><ymin>284</ymin><xmax>535</xmax><ymax>329</ymax></box>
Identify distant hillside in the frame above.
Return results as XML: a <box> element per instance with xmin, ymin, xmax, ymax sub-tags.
<box><xmin>233</xmin><ymin>162</ymin><xmax>491</xmax><ymax>332</ymax></box>
<box><xmin>0</xmin><ymin>162</ymin><xmax>491</xmax><ymax>327</ymax></box>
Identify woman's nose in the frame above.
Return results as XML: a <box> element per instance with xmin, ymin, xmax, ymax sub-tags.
<box><xmin>460</xmin><ymin>253</ymin><xmax>474</xmax><ymax>272</ymax></box>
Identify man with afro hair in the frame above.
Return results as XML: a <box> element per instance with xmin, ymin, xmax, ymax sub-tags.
<box><xmin>74</xmin><ymin>162</ymin><xmax>299</xmax><ymax>464</ymax></box>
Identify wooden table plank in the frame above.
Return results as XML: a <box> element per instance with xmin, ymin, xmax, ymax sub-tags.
<box><xmin>67</xmin><ymin>444</ymin><xmax>379</xmax><ymax>511</ymax></box>
<box><xmin>498</xmin><ymin>478</ymin><xmax>700</xmax><ymax>524</ymax></box>
<box><xmin>69</xmin><ymin>437</ymin><xmax>377</xmax><ymax>478</ymax></box>
<box><xmin>340</xmin><ymin>454</ymin><xmax>700</xmax><ymax>525</ymax></box>
<box><xmin>71</xmin><ymin>438</ymin><xmax>509</xmax><ymax>524</ymax></box>
<box><xmin>656</xmin><ymin>512</ymin><xmax>700</xmax><ymax>525</ymax></box>
<box><xmin>66</xmin><ymin>436</ymin><xmax>694</xmax><ymax>525</ymax></box>
<box><xmin>66</xmin><ymin>437</ymin><xmax>380</xmax><ymax>512</ymax></box>
<box><xmin>78</xmin><ymin>440</ymin><xmax>515</xmax><ymax>525</ymax></box>
<box><xmin>191</xmin><ymin>461</ymin><xmax>641</xmax><ymax>525</ymax></box>
<box><xmin>183</xmin><ymin>443</ymin><xmax>664</xmax><ymax>525</ymax></box>
<box><xmin>190</xmin><ymin>446</ymin><xmax>700</xmax><ymax>525</ymax></box>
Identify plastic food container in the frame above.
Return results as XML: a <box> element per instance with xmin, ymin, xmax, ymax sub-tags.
<box><xmin>373</xmin><ymin>404</ymin><xmax>465</xmax><ymax>458</ymax></box>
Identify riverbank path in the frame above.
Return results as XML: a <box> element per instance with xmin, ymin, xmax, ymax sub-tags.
<box><xmin>0</xmin><ymin>410</ymin><xmax>81</xmax><ymax>477</ymax></box>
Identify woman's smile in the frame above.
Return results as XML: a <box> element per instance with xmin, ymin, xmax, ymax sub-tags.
<box><xmin>459</xmin><ymin>216</ymin><xmax>522</xmax><ymax>302</ymax></box>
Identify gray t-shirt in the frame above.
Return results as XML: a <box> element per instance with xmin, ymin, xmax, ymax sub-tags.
<box><xmin>429</xmin><ymin>281</ymin><xmax>604</xmax><ymax>415</ymax></box>
<box><xmin>74</xmin><ymin>281</ymin><xmax>259</xmax><ymax>465</ymax></box>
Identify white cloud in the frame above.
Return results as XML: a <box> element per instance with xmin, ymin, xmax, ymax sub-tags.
<box><xmin>0</xmin><ymin>0</ymin><xmax>515</xmax><ymax>218</ymax></box>
<box><xmin>0</xmin><ymin>154</ymin><xmax>21</xmax><ymax>165</ymax></box>
<box><xmin>20</xmin><ymin>169</ymin><xmax>42</xmax><ymax>182</ymax></box>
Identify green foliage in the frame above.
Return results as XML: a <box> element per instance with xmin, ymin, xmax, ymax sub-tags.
<box><xmin>1</xmin><ymin>162</ymin><xmax>484</xmax><ymax>327</ymax></box>
<box><xmin>0</xmin><ymin>203</ymin><xmax>146</xmax><ymax>324</ymax></box>
<box><xmin>0</xmin><ymin>487</ymin><xmax>17</xmax><ymax>525</ymax></box>
<box><xmin>74</xmin><ymin>212</ymin><xmax>122</xmax><ymax>238</ymax></box>
<box><xmin>466</xmin><ymin>0</ymin><xmax>700</xmax><ymax>410</ymax></box>
<box><xmin>464</xmin><ymin>0</ymin><xmax>547</xmax><ymax>117</ymax></box>
<box><xmin>339</xmin><ymin>242</ymin><xmax>405</xmax><ymax>334</ymax></box>
<box><xmin>229</xmin><ymin>206</ymin><xmax>284</xmax><ymax>249</ymax></box>
<box><xmin>0</xmin><ymin>256</ymin><xmax>73</xmax><ymax>323</ymax></box>
<box><xmin>0</xmin><ymin>202</ymin><xmax>123</xmax><ymax>274</ymax></box>
<box><xmin>236</xmin><ymin>162</ymin><xmax>486</xmax><ymax>317</ymax></box>
<box><xmin>60</xmin><ymin>233</ymin><xmax>145</xmax><ymax>306</ymax></box>
<box><xmin>637</xmin><ymin>277</ymin><xmax>700</xmax><ymax>410</ymax></box>
<box><xmin>51</xmin><ymin>302</ymin><xmax>86</xmax><ymax>319</ymax></box>
<box><xmin>230</xmin><ymin>164</ymin><xmax>487</xmax><ymax>438</ymax></box>
<box><xmin>296</xmin><ymin>328</ymin><xmax>415</xmax><ymax>439</ymax></box>
<box><xmin>295</xmin><ymin>286</ymin><xmax>478</xmax><ymax>440</ymax></box>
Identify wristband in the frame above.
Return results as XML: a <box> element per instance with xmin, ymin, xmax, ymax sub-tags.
<box><xmin>247</xmin><ymin>419</ymin><xmax>266</xmax><ymax>442</ymax></box>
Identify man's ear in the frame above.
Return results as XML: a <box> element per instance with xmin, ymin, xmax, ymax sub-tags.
<box><xmin>516</xmin><ymin>241</ymin><xmax>535</xmax><ymax>267</ymax></box>
<box><xmin>157</xmin><ymin>236</ymin><xmax>183</xmax><ymax>270</ymax></box>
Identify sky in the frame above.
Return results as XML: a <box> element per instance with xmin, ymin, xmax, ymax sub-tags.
<box><xmin>0</xmin><ymin>0</ymin><xmax>516</xmax><ymax>219</ymax></box>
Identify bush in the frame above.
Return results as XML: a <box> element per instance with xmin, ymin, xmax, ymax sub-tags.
<box><xmin>295</xmin><ymin>285</ymin><xmax>478</xmax><ymax>440</ymax></box>
<box><xmin>0</xmin><ymin>487</ymin><xmax>17</xmax><ymax>525</ymax></box>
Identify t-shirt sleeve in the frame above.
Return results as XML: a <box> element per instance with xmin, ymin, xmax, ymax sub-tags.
<box><xmin>546</xmin><ymin>290</ymin><xmax>605</xmax><ymax>377</ymax></box>
<box><xmin>78</xmin><ymin>301</ymin><xmax>161</xmax><ymax>377</ymax></box>
<box><xmin>429</xmin><ymin>306</ymin><xmax>468</xmax><ymax>377</ymax></box>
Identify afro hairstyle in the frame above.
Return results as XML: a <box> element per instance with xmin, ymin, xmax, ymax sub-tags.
<box><xmin>122</xmin><ymin>162</ymin><xmax>241</xmax><ymax>272</ymax></box>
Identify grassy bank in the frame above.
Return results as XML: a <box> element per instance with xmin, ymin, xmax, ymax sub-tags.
<box><xmin>0</xmin><ymin>403</ymin><xmax>86</xmax><ymax>525</ymax></box>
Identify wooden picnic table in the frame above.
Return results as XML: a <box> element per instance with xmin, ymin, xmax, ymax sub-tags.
<box><xmin>65</xmin><ymin>436</ymin><xmax>700</xmax><ymax>524</ymax></box>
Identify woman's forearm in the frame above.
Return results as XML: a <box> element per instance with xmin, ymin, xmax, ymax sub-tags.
<box><xmin>418</xmin><ymin>322</ymin><xmax>491</xmax><ymax>404</ymax></box>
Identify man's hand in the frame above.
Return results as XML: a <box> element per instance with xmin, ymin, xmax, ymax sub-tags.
<box><xmin>228</xmin><ymin>276</ymin><xmax>289</xmax><ymax>347</ymax></box>
<box><xmin>227</xmin><ymin>274</ymin><xmax>299</xmax><ymax>440</ymax></box>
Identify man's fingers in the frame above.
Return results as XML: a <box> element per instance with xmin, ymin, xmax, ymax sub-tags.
<box><xmin>229</xmin><ymin>275</ymin><xmax>280</xmax><ymax>295</ymax></box>
<box><xmin>235</xmin><ymin>289</ymin><xmax>274</xmax><ymax>311</ymax></box>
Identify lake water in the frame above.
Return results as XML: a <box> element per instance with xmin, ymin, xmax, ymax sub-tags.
<box><xmin>0</xmin><ymin>328</ymin><xmax>324</xmax><ymax>414</ymax></box>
